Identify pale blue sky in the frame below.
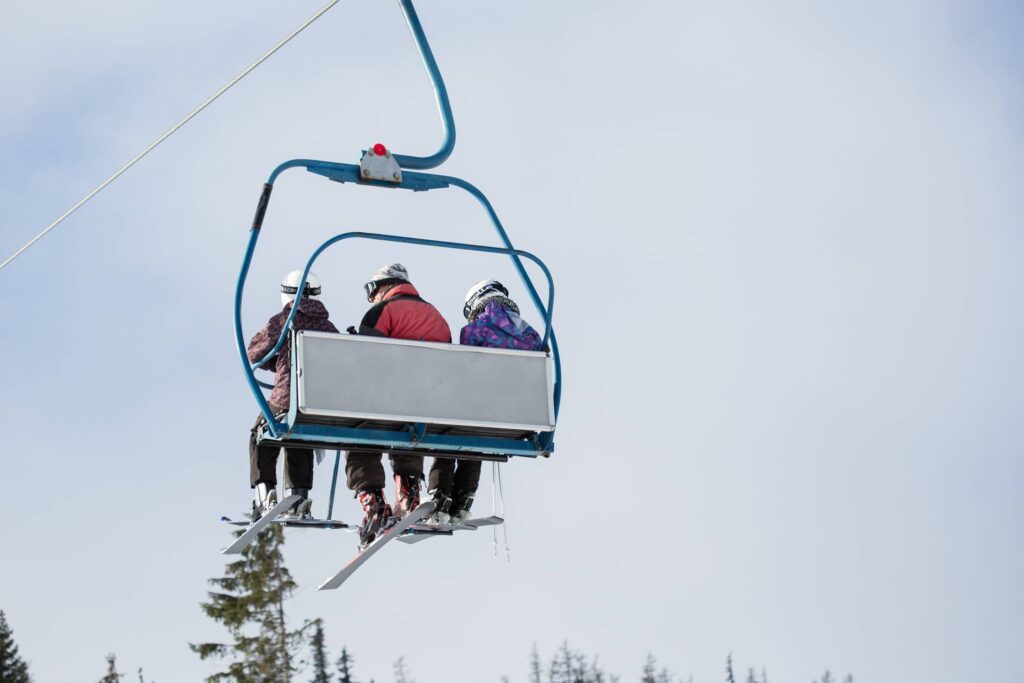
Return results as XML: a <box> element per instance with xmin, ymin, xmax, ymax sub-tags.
<box><xmin>1</xmin><ymin>1</ymin><xmax>1022</xmax><ymax>682</ymax></box>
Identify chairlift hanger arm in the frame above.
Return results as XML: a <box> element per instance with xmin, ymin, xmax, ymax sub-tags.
<box><xmin>391</xmin><ymin>0</ymin><xmax>456</xmax><ymax>170</ymax></box>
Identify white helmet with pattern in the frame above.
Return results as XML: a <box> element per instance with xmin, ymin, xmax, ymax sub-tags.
<box><xmin>280</xmin><ymin>270</ymin><xmax>321</xmax><ymax>308</ymax></box>
<box><xmin>463</xmin><ymin>279</ymin><xmax>509</xmax><ymax>319</ymax></box>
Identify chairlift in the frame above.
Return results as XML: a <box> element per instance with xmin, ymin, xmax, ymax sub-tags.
<box><xmin>225</xmin><ymin>2</ymin><xmax>561</xmax><ymax>571</ymax></box>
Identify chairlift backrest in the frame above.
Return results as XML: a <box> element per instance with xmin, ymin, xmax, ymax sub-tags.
<box><xmin>294</xmin><ymin>332</ymin><xmax>555</xmax><ymax>435</ymax></box>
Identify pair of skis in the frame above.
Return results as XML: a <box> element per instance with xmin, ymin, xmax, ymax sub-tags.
<box><xmin>224</xmin><ymin>501</ymin><xmax>502</xmax><ymax>589</ymax></box>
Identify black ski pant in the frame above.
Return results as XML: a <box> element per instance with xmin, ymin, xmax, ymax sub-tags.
<box><xmin>427</xmin><ymin>458</ymin><xmax>482</xmax><ymax>500</ymax></box>
<box><xmin>346</xmin><ymin>450</ymin><xmax>423</xmax><ymax>492</ymax></box>
<box><xmin>249</xmin><ymin>411</ymin><xmax>314</xmax><ymax>490</ymax></box>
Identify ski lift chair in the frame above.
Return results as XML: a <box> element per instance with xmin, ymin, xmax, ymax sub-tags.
<box><xmin>235</xmin><ymin>0</ymin><xmax>560</xmax><ymax>476</ymax></box>
<box><xmin>238</xmin><ymin>182</ymin><xmax>561</xmax><ymax>463</ymax></box>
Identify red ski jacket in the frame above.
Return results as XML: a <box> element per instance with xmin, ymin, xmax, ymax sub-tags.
<box><xmin>357</xmin><ymin>283</ymin><xmax>451</xmax><ymax>343</ymax></box>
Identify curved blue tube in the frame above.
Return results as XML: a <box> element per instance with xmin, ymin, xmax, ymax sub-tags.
<box><xmin>234</xmin><ymin>229</ymin><xmax>281</xmax><ymax>436</ymax></box>
<box><xmin>391</xmin><ymin>0</ymin><xmax>456</xmax><ymax>170</ymax></box>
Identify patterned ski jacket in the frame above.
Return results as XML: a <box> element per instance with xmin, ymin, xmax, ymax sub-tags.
<box><xmin>247</xmin><ymin>299</ymin><xmax>339</xmax><ymax>411</ymax></box>
<box><xmin>460</xmin><ymin>300</ymin><xmax>543</xmax><ymax>351</ymax></box>
<box><xmin>358</xmin><ymin>283</ymin><xmax>452</xmax><ymax>343</ymax></box>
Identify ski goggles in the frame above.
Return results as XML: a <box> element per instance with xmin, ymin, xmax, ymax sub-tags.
<box><xmin>364</xmin><ymin>277</ymin><xmax>405</xmax><ymax>302</ymax></box>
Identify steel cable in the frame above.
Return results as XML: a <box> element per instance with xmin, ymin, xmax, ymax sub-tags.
<box><xmin>0</xmin><ymin>0</ymin><xmax>341</xmax><ymax>273</ymax></box>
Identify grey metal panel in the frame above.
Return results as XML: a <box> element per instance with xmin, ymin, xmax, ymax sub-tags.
<box><xmin>296</xmin><ymin>332</ymin><xmax>554</xmax><ymax>432</ymax></box>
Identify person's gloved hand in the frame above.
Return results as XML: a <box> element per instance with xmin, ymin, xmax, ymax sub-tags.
<box><xmin>346</xmin><ymin>325</ymin><xmax>358</xmax><ymax>335</ymax></box>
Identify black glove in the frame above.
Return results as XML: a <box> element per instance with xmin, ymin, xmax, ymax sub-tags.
<box><xmin>346</xmin><ymin>326</ymin><xmax>358</xmax><ymax>335</ymax></box>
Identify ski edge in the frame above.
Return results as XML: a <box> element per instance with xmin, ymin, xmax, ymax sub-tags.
<box><xmin>221</xmin><ymin>494</ymin><xmax>302</xmax><ymax>555</ymax></box>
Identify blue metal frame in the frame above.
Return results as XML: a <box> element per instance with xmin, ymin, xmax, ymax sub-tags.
<box><xmin>391</xmin><ymin>0</ymin><xmax>455</xmax><ymax>170</ymax></box>
<box><xmin>235</xmin><ymin>162</ymin><xmax>561</xmax><ymax>457</ymax></box>
<box><xmin>233</xmin><ymin>0</ymin><xmax>559</xmax><ymax>458</ymax></box>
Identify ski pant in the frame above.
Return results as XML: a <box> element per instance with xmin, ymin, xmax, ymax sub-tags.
<box><xmin>345</xmin><ymin>450</ymin><xmax>423</xmax><ymax>492</ymax></box>
<box><xmin>427</xmin><ymin>458</ymin><xmax>482</xmax><ymax>499</ymax></box>
<box><xmin>249</xmin><ymin>411</ymin><xmax>314</xmax><ymax>490</ymax></box>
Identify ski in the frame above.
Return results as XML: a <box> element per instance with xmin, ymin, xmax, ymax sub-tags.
<box><xmin>397</xmin><ymin>515</ymin><xmax>504</xmax><ymax>544</ymax></box>
<box><xmin>220</xmin><ymin>515</ymin><xmax>351</xmax><ymax>530</ymax></box>
<box><xmin>397</xmin><ymin>528</ymin><xmax>453</xmax><ymax>545</ymax></box>
<box><xmin>315</xmin><ymin>501</ymin><xmax>435</xmax><ymax>590</ymax></box>
<box><xmin>409</xmin><ymin>514</ymin><xmax>504</xmax><ymax>532</ymax></box>
<box><xmin>461</xmin><ymin>514</ymin><xmax>505</xmax><ymax>528</ymax></box>
<box><xmin>221</xmin><ymin>494</ymin><xmax>301</xmax><ymax>555</ymax></box>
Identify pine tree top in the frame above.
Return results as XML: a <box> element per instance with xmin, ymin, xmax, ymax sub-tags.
<box><xmin>0</xmin><ymin>610</ymin><xmax>32</xmax><ymax>683</ymax></box>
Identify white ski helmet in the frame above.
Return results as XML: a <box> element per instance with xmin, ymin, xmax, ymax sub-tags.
<box><xmin>280</xmin><ymin>270</ymin><xmax>321</xmax><ymax>308</ymax></box>
<box><xmin>463</xmin><ymin>279</ymin><xmax>509</xmax><ymax>319</ymax></box>
<box><xmin>363</xmin><ymin>263</ymin><xmax>410</xmax><ymax>301</ymax></box>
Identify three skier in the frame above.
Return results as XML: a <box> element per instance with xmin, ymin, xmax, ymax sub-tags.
<box><xmin>245</xmin><ymin>266</ymin><xmax>543</xmax><ymax>547</ymax></box>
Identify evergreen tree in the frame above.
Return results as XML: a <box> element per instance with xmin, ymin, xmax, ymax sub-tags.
<box><xmin>725</xmin><ymin>654</ymin><xmax>736</xmax><ymax>683</ymax></box>
<box><xmin>393</xmin><ymin>656</ymin><xmax>414</xmax><ymax>683</ymax></box>
<box><xmin>191</xmin><ymin>524</ymin><xmax>314</xmax><ymax>682</ymax></box>
<box><xmin>336</xmin><ymin>646</ymin><xmax>357</xmax><ymax>683</ymax></box>
<box><xmin>528</xmin><ymin>644</ymin><xmax>542</xmax><ymax>683</ymax></box>
<box><xmin>640</xmin><ymin>654</ymin><xmax>674</xmax><ymax>683</ymax></box>
<box><xmin>547</xmin><ymin>641</ymin><xmax>573</xmax><ymax>683</ymax></box>
<box><xmin>641</xmin><ymin>654</ymin><xmax>658</xmax><ymax>683</ymax></box>
<box><xmin>98</xmin><ymin>653</ymin><xmax>123</xmax><ymax>683</ymax></box>
<box><xmin>310</xmin><ymin>620</ymin><xmax>331</xmax><ymax>683</ymax></box>
<box><xmin>0</xmin><ymin>610</ymin><xmax>31</xmax><ymax>683</ymax></box>
<box><xmin>543</xmin><ymin>641</ymin><xmax>615</xmax><ymax>683</ymax></box>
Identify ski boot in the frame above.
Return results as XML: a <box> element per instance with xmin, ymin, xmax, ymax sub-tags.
<box><xmin>250</xmin><ymin>482</ymin><xmax>278</xmax><ymax>523</ymax></box>
<box><xmin>282</xmin><ymin>488</ymin><xmax>313</xmax><ymax>520</ymax></box>
<box><xmin>450</xmin><ymin>489</ymin><xmax>476</xmax><ymax>525</ymax></box>
<box><xmin>425</xmin><ymin>487</ymin><xmax>452</xmax><ymax>526</ymax></box>
<box><xmin>356</xmin><ymin>489</ymin><xmax>393</xmax><ymax>550</ymax></box>
<box><xmin>393</xmin><ymin>474</ymin><xmax>422</xmax><ymax>520</ymax></box>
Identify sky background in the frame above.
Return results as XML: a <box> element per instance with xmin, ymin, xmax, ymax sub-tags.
<box><xmin>1</xmin><ymin>1</ymin><xmax>1023</xmax><ymax>681</ymax></box>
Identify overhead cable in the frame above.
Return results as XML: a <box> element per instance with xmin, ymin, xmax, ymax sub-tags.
<box><xmin>0</xmin><ymin>0</ymin><xmax>341</xmax><ymax>273</ymax></box>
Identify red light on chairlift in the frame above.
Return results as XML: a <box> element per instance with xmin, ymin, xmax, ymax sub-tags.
<box><xmin>373</xmin><ymin>143</ymin><xmax>387</xmax><ymax>156</ymax></box>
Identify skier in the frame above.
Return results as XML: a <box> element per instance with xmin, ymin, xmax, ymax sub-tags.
<box><xmin>427</xmin><ymin>280</ymin><xmax>544</xmax><ymax>523</ymax></box>
<box><xmin>347</xmin><ymin>263</ymin><xmax>452</xmax><ymax>546</ymax></box>
<box><xmin>247</xmin><ymin>271</ymin><xmax>339</xmax><ymax>520</ymax></box>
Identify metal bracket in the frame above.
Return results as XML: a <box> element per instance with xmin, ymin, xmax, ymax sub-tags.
<box><xmin>406</xmin><ymin>422</ymin><xmax>427</xmax><ymax>445</ymax></box>
<box><xmin>359</xmin><ymin>145</ymin><xmax>402</xmax><ymax>183</ymax></box>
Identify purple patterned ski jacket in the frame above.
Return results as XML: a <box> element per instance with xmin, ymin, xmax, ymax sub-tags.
<box><xmin>247</xmin><ymin>299</ymin><xmax>339</xmax><ymax>411</ymax></box>
<box><xmin>460</xmin><ymin>300</ymin><xmax>543</xmax><ymax>351</ymax></box>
